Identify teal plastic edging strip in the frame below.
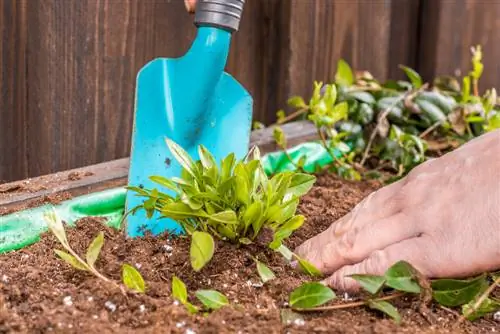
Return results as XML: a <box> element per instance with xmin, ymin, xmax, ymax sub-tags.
<box><xmin>0</xmin><ymin>141</ymin><xmax>346</xmax><ymax>254</ymax></box>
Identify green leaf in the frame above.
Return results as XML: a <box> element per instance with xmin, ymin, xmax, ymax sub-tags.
<box><xmin>180</xmin><ymin>193</ymin><xmax>203</xmax><ymax>211</ymax></box>
<box><xmin>270</xmin><ymin>211</ymin><xmax>305</xmax><ymax>249</ymax></box>
<box><xmin>348</xmin><ymin>91</ymin><xmax>376</xmax><ymax>104</ymax></box>
<box><xmin>286</xmin><ymin>174</ymin><xmax>316</xmax><ymax>197</ymax></box>
<box><xmin>350</xmin><ymin>274</ymin><xmax>386</xmax><ymax>294</ymax></box>
<box><xmin>209</xmin><ymin>210</ymin><xmax>238</xmax><ymax>225</ymax></box>
<box><xmin>399</xmin><ymin>65</ymin><xmax>422</xmax><ymax>88</ymax></box>
<box><xmin>289</xmin><ymin>282</ymin><xmax>336</xmax><ymax>309</ymax></box>
<box><xmin>255</xmin><ymin>259</ymin><xmax>276</xmax><ymax>283</ymax></box>
<box><xmin>276</xmin><ymin>109</ymin><xmax>286</xmax><ymax>121</ymax></box>
<box><xmin>384</xmin><ymin>261</ymin><xmax>421</xmax><ymax>293</ymax></box>
<box><xmin>335</xmin><ymin>59</ymin><xmax>354</xmax><ymax>86</ymax></box>
<box><xmin>242</xmin><ymin>201</ymin><xmax>263</xmax><ymax>230</ymax></box>
<box><xmin>234</xmin><ymin>175</ymin><xmax>250</xmax><ymax>205</ymax></box>
<box><xmin>149</xmin><ymin>176</ymin><xmax>178</xmax><ymax>192</ymax></box>
<box><xmin>331</xmin><ymin>101</ymin><xmax>349</xmax><ymax>122</ymax></box>
<box><xmin>190</xmin><ymin>231</ymin><xmax>215</xmax><ymax>272</ymax></box>
<box><xmin>287</xmin><ymin>96</ymin><xmax>307</xmax><ymax>109</ymax></box>
<box><xmin>273</xmin><ymin>126</ymin><xmax>287</xmax><ymax>148</ymax></box>
<box><xmin>165</xmin><ymin>138</ymin><xmax>197</xmax><ymax>177</ymax></box>
<box><xmin>171</xmin><ymin>275</ymin><xmax>188</xmax><ymax>304</ymax></box>
<box><xmin>195</xmin><ymin>290</ymin><xmax>229</xmax><ymax>310</ymax></box>
<box><xmin>367</xmin><ymin>300</ymin><xmax>401</xmax><ymax>324</ymax></box>
<box><xmin>276</xmin><ymin>244</ymin><xmax>293</xmax><ymax>261</ymax></box>
<box><xmin>198</xmin><ymin>144</ymin><xmax>217</xmax><ymax>169</ymax></box>
<box><xmin>54</xmin><ymin>249</ymin><xmax>88</xmax><ymax>271</ymax></box>
<box><xmin>86</xmin><ymin>232</ymin><xmax>104</xmax><ymax>268</ymax></box>
<box><xmin>293</xmin><ymin>253</ymin><xmax>322</xmax><ymax>278</ymax></box>
<box><xmin>239</xmin><ymin>238</ymin><xmax>253</xmax><ymax>245</ymax></box>
<box><xmin>221</xmin><ymin>153</ymin><xmax>236</xmax><ymax>180</ymax></box>
<box><xmin>431</xmin><ymin>274</ymin><xmax>488</xmax><ymax>307</ymax></box>
<box><xmin>161</xmin><ymin>202</ymin><xmax>206</xmax><ymax>220</ymax></box>
<box><xmin>462</xmin><ymin>297</ymin><xmax>500</xmax><ymax>321</ymax></box>
<box><xmin>44</xmin><ymin>209</ymin><xmax>70</xmax><ymax>249</ymax></box>
<box><xmin>253</xmin><ymin>121</ymin><xmax>265</xmax><ymax>130</ymax></box>
<box><xmin>122</xmin><ymin>264</ymin><xmax>146</xmax><ymax>293</ymax></box>
<box><xmin>462</xmin><ymin>76</ymin><xmax>471</xmax><ymax>102</ymax></box>
<box><xmin>274</xmin><ymin>215</ymin><xmax>305</xmax><ymax>241</ymax></box>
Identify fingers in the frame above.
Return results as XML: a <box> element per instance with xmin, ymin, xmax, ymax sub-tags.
<box><xmin>295</xmin><ymin>178</ymin><xmax>406</xmax><ymax>269</ymax></box>
<box><xmin>323</xmin><ymin>237</ymin><xmax>433</xmax><ymax>292</ymax></box>
<box><xmin>333</xmin><ymin>178</ymin><xmax>406</xmax><ymax>235</ymax></box>
<box><xmin>184</xmin><ymin>0</ymin><xmax>197</xmax><ymax>13</ymax></box>
<box><xmin>298</xmin><ymin>211</ymin><xmax>421</xmax><ymax>274</ymax></box>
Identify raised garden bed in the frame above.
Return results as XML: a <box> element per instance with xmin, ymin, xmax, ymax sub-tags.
<box><xmin>2</xmin><ymin>172</ymin><xmax>497</xmax><ymax>333</ymax></box>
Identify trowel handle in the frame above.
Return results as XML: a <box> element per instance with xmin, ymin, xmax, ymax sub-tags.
<box><xmin>194</xmin><ymin>0</ymin><xmax>245</xmax><ymax>33</ymax></box>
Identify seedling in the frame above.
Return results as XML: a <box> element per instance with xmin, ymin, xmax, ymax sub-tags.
<box><xmin>128</xmin><ymin>140</ymin><xmax>316</xmax><ymax>272</ymax></box>
<box><xmin>289</xmin><ymin>261</ymin><xmax>499</xmax><ymax>324</ymax></box>
<box><xmin>171</xmin><ymin>276</ymin><xmax>229</xmax><ymax>314</ymax></box>
<box><xmin>44</xmin><ymin>209</ymin><xmax>146</xmax><ymax>294</ymax></box>
<box><xmin>254</xmin><ymin>258</ymin><xmax>276</xmax><ymax>284</ymax></box>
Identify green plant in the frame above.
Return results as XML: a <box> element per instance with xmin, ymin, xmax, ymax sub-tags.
<box><xmin>128</xmin><ymin>139</ymin><xmax>316</xmax><ymax>272</ymax></box>
<box><xmin>289</xmin><ymin>261</ymin><xmax>500</xmax><ymax>324</ymax></box>
<box><xmin>171</xmin><ymin>276</ymin><xmax>229</xmax><ymax>314</ymax></box>
<box><xmin>279</xmin><ymin>81</ymin><xmax>361</xmax><ymax>180</ymax></box>
<box><xmin>44</xmin><ymin>209</ymin><xmax>146</xmax><ymax>293</ymax></box>
<box><xmin>269</xmin><ymin>45</ymin><xmax>500</xmax><ymax>183</ymax></box>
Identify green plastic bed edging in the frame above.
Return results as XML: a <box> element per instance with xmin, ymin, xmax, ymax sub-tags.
<box><xmin>0</xmin><ymin>141</ymin><xmax>347</xmax><ymax>254</ymax></box>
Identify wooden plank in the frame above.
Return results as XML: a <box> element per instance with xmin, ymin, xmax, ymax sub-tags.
<box><xmin>287</xmin><ymin>0</ymin><xmax>420</xmax><ymax>110</ymax></box>
<box><xmin>0</xmin><ymin>121</ymin><xmax>318</xmax><ymax>210</ymax></box>
<box><xmin>1</xmin><ymin>0</ymin><xmax>280</xmax><ymax>183</ymax></box>
<box><xmin>418</xmin><ymin>0</ymin><xmax>500</xmax><ymax>92</ymax></box>
<box><xmin>23</xmin><ymin>0</ymin><xmax>197</xmax><ymax>180</ymax></box>
<box><xmin>0</xmin><ymin>0</ymin><xmax>28</xmax><ymax>183</ymax></box>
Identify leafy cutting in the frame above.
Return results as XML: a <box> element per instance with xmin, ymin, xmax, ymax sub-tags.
<box><xmin>171</xmin><ymin>276</ymin><xmax>229</xmax><ymax>313</ymax></box>
<box><xmin>289</xmin><ymin>261</ymin><xmax>499</xmax><ymax>324</ymax></box>
<box><xmin>44</xmin><ymin>209</ymin><xmax>146</xmax><ymax>293</ymax></box>
<box><xmin>128</xmin><ymin>140</ymin><xmax>316</xmax><ymax>272</ymax></box>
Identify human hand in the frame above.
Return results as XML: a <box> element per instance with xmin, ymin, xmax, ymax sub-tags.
<box><xmin>295</xmin><ymin>130</ymin><xmax>500</xmax><ymax>292</ymax></box>
<box><xmin>184</xmin><ymin>0</ymin><xmax>197</xmax><ymax>13</ymax></box>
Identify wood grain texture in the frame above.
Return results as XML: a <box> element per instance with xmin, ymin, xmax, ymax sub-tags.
<box><xmin>24</xmin><ymin>0</ymin><xmax>196</xmax><ymax>181</ymax></box>
<box><xmin>0</xmin><ymin>0</ymin><xmax>286</xmax><ymax>182</ymax></box>
<box><xmin>0</xmin><ymin>0</ymin><xmax>28</xmax><ymax>182</ymax></box>
<box><xmin>418</xmin><ymin>0</ymin><xmax>500</xmax><ymax>92</ymax></box>
<box><xmin>288</xmin><ymin>0</ymin><xmax>420</xmax><ymax>105</ymax></box>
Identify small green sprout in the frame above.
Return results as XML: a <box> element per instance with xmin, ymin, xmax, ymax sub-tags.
<box><xmin>44</xmin><ymin>209</ymin><xmax>146</xmax><ymax>293</ymax></box>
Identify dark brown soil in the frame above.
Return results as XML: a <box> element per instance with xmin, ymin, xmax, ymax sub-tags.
<box><xmin>1</xmin><ymin>174</ymin><xmax>498</xmax><ymax>333</ymax></box>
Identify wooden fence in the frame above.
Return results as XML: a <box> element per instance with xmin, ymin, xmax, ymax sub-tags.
<box><xmin>1</xmin><ymin>0</ymin><xmax>500</xmax><ymax>182</ymax></box>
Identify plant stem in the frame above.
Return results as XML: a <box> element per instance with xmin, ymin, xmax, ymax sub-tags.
<box><xmin>270</xmin><ymin>107</ymin><xmax>309</xmax><ymax>127</ymax></box>
<box><xmin>454</xmin><ymin>275</ymin><xmax>500</xmax><ymax>327</ymax></box>
<box><xmin>360</xmin><ymin>84</ymin><xmax>429</xmax><ymax>167</ymax></box>
<box><xmin>294</xmin><ymin>291</ymin><xmax>406</xmax><ymax>312</ymax></box>
<box><xmin>317</xmin><ymin>129</ymin><xmax>345</xmax><ymax>168</ymax></box>
<box><xmin>420</xmin><ymin>121</ymin><xmax>444</xmax><ymax>139</ymax></box>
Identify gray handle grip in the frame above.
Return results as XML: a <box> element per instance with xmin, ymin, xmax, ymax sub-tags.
<box><xmin>194</xmin><ymin>0</ymin><xmax>245</xmax><ymax>33</ymax></box>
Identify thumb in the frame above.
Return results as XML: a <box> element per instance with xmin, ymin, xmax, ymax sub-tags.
<box><xmin>323</xmin><ymin>237</ymin><xmax>432</xmax><ymax>292</ymax></box>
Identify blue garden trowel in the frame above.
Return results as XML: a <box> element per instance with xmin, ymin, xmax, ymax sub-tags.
<box><xmin>125</xmin><ymin>0</ymin><xmax>252</xmax><ymax>237</ymax></box>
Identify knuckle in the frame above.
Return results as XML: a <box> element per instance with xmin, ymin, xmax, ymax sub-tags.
<box><xmin>336</xmin><ymin>227</ymin><xmax>358</xmax><ymax>261</ymax></box>
<box><xmin>364</xmin><ymin>250</ymin><xmax>388</xmax><ymax>274</ymax></box>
